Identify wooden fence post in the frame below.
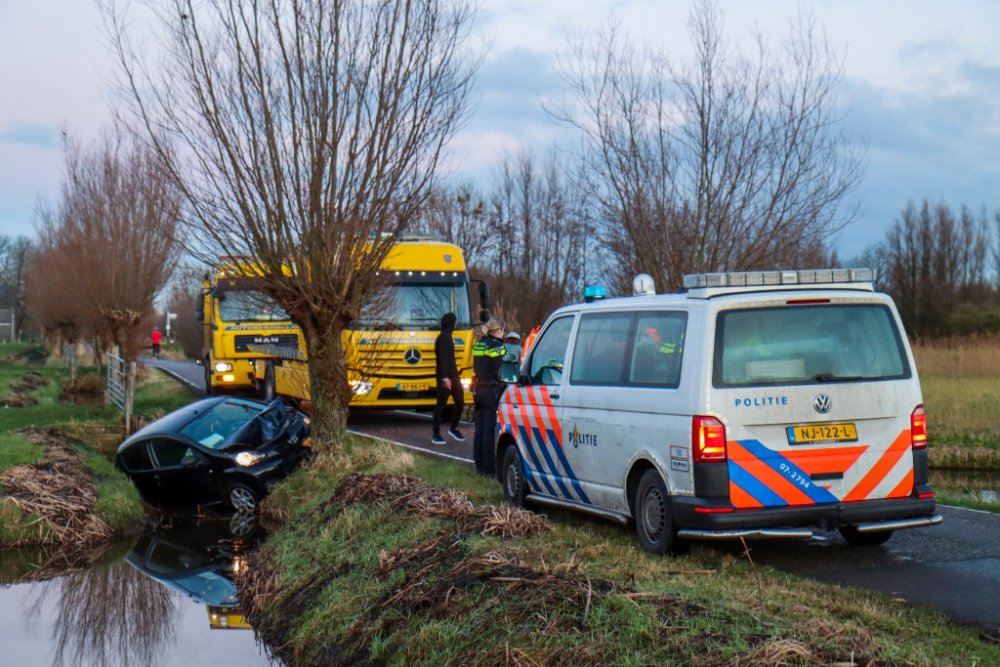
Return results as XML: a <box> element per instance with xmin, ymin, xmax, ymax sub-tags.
<box><xmin>125</xmin><ymin>361</ymin><xmax>137</xmax><ymax>434</ymax></box>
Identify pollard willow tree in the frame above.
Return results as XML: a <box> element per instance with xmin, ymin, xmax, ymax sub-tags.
<box><xmin>553</xmin><ymin>1</ymin><xmax>866</xmax><ymax>292</ymax></box>
<box><xmin>104</xmin><ymin>0</ymin><xmax>482</xmax><ymax>450</ymax></box>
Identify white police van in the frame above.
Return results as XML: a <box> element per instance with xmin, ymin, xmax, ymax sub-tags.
<box><xmin>496</xmin><ymin>269</ymin><xmax>942</xmax><ymax>554</ymax></box>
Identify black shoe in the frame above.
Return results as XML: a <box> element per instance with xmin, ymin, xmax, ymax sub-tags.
<box><xmin>431</xmin><ymin>434</ymin><xmax>446</xmax><ymax>446</ymax></box>
<box><xmin>448</xmin><ymin>428</ymin><xmax>465</xmax><ymax>442</ymax></box>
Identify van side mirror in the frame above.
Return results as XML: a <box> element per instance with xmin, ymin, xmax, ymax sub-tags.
<box><xmin>499</xmin><ymin>362</ymin><xmax>519</xmax><ymax>384</ymax></box>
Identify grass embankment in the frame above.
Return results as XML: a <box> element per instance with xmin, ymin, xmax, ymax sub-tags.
<box><xmin>0</xmin><ymin>343</ymin><xmax>194</xmax><ymax>548</ymax></box>
<box><xmin>237</xmin><ymin>436</ymin><xmax>1000</xmax><ymax>667</ymax></box>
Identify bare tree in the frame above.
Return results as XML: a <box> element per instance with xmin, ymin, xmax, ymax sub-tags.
<box><xmin>0</xmin><ymin>235</ymin><xmax>35</xmax><ymax>340</ymax></box>
<box><xmin>553</xmin><ymin>1</ymin><xmax>864</xmax><ymax>291</ymax></box>
<box><xmin>104</xmin><ymin>0</ymin><xmax>481</xmax><ymax>448</ymax></box>
<box><xmin>32</xmin><ymin>131</ymin><xmax>181</xmax><ymax>363</ymax></box>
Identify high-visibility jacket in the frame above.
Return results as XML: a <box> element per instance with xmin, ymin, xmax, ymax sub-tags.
<box><xmin>520</xmin><ymin>325</ymin><xmax>541</xmax><ymax>362</ymax></box>
<box><xmin>473</xmin><ymin>335</ymin><xmax>507</xmax><ymax>388</ymax></box>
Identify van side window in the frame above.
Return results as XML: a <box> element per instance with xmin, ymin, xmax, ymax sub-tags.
<box><xmin>528</xmin><ymin>316</ymin><xmax>575</xmax><ymax>385</ymax></box>
<box><xmin>629</xmin><ymin>312</ymin><xmax>687</xmax><ymax>388</ymax></box>
<box><xmin>570</xmin><ymin>313</ymin><xmax>634</xmax><ymax>386</ymax></box>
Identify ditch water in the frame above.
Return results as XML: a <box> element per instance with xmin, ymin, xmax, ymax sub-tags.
<box><xmin>930</xmin><ymin>468</ymin><xmax>1000</xmax><ymax>507</ymax></box>
<box><xmin>0</xmin><ymin>510</ymin><xmax>279</xmax><ymax>667</ymax></box>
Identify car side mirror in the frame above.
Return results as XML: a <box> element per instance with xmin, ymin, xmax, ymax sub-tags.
<box><xmin>181</xmin><ymin>452</ymin><xmax>208</xmax><ymax>468</ymax></box>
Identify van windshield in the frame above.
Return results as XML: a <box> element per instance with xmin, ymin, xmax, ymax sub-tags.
<box><xmin>713</xmin><ymin>304</ymin><xmax>910</xmax><ymax>388</ymax></box>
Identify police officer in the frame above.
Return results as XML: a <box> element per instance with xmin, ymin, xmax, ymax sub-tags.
<box><xmin>472</xmin><ymin>317</ymin><xmax>507</xmax><ymax>477</ymax></box>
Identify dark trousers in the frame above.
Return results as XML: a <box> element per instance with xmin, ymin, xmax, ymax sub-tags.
<box><xmin>432</xmin><ymin>375</ymin><xmax>464</xmax><ymax>436</ymax></box>
<box><xmin>473</xmin><ymin>386</ymin><xmax>499</xmax><ymax>476</ymax></box>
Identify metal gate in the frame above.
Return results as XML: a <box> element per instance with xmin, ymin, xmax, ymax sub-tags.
<box><xmin>107</xmin><ymin>353</ymin><xmax>127</xmax><ymax>410</ymax></box>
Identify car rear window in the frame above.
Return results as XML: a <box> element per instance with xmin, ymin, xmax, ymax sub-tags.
<box><xmin>713</xmin><ymin>304</ymin><xmax>910</xmax><ymax>388</ymax></box>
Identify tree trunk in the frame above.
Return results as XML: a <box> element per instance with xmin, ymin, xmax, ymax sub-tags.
<box><xmin>307</xmin><ymin>324</ymin><xmax>350</xmax><ymax>453</ymax></box>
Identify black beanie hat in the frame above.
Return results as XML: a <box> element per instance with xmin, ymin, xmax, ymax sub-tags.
<box><xmin>441</xmin><ymin>312</ymin><xmax>457</xmax><ymax>330</ymax></box>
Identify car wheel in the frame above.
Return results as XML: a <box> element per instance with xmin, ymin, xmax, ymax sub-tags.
<box><xmin>264</xmin><ymin>361</ymin><xmax>276</xmax><ymax>402</ymax></box>
<box><xmin>501</xmin><ymin>445</ymin><xmax>529</xmax><ymax>507</ymax></box>
<box><xmin>635</xmin><ymin>469</ymin><xmax>674</xmax><ymax>555</ymax></box>
<box><xmin>204</xmin><ymin>359</ymin><xmax>214</xmax><ymax>396</ymax></box>
<box><xmin>226</xmin><ymin>482</ymin><xmax>259</xmax><ymax>514</ymax></box>
<box><xmin>839</xmin><ymin>526</ymin><xmax>893</xmax><ymax>547</ymax></box>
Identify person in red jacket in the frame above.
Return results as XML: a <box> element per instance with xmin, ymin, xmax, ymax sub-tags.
<box><xmin>151</xmin><ymin>328</ymin><xmax>163</xmax><ymax>359</ymax></box>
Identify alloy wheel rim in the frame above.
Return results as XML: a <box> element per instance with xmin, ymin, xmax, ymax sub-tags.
<box><xmin>641</xmin><ymin>487</ymin><xmax>665</xmax><ymax>541</ymax></box>
<box><xmin>231</xmin><ymin>487</ymin><xmax>256</xmax><ymax>513</ymax></box>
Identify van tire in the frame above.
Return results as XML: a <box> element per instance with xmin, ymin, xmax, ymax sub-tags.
<box><xmin>501</xmin><ymin>445</ymin><xmax>529</xmax><ymax>508</ymax></box>
<box><xmin>635</xmin><ymin>469</ymin><xmax>674</xmax><ymax>555</ymax></box>
<box><xmin>839</xmin><ymin>526</ymin><xmax>893</xmax><ymax>547</ymax></box>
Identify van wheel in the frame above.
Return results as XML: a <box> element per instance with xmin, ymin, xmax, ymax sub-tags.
<box><xmin>635</xmin><ymin>469</ymin><xmax>674</xmax><ymax>555</ymax></box>
<box><xmin>501</xmin><ymin>445</ymin><xmax>529</xmax><ymax>508</ymax></box>
<box><xmin>839</xmin><ymin>526</ymin><xmax>893</xmax><ymax>547</ymax></box>
<box><xmin>263</xmin><ymin>361</ymin><xmax>276</xmax><ymax>402</ymax></box>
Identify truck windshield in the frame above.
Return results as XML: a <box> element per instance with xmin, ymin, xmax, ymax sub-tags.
<box><xmin>713</xmin><ymin>304</ymin><xmax>910</xmax><ymax>388</ymax></box>
<box><xmin>355</xmin><ymin>283</ymin><xmax>471</xmax><ymax>330</ymax></box>
<box><xmin>218</xmin><ymin>291</ymin><xmax>290</xmax><ymax>323</ymax></box>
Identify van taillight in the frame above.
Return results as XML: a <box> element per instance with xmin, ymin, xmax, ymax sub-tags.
<box><xmin>693</xmin><ymin>416</ymin><xmax>727</xmax><ymax>462</ymax></box>
<box><xmin>911</xmin><ymin>405</ymin><xmax>927</xmax><ymax>449</ymax></box>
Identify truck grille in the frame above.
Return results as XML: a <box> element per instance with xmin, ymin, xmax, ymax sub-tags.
<box><xmin>355</xmin><ymin>346</ymin><xmax>464</xmax><ymax>378</ymax></box>
<box><xmin>234</xmin><ymin>334</ymin><xmax>299</xmax><ymax>353</ymax></box>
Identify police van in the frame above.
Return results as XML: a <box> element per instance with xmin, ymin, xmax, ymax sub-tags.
<box><xmin>496</xmin><ymin>269</ymin><xmax>942</xmax><ymax>554</ymax></box>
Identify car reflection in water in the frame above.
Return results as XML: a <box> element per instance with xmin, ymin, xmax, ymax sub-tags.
<box><xmin>127</xmin><ymin>511</ymin><xmax>267</xmax><ymax>632</ymax></box>
<box><xmin>116</xmin><ymin>397</ymin><xmax>311</xmax><ymax>512</ymax></box>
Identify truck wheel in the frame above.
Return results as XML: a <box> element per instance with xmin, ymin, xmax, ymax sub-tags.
<box><xmin>839</xmin><ymin>526</ymin><xmax>893</xmax><ymax>547</ymax></box>
<box><xmin>263</xmin><ymin>362</ymin><xmax>276</xmax><ymax>402</ymax></box>
<box><xmin>204</xmin><ymin>358</ymin><xmax>214</xmax><ymax>396</ymax></box>
<box><xmin>501</xmin><ymin>445</ymin><xmax>529</xmax><ymax>508</ymax></box>
<box><xmin>635</xmin><ymin>469</ymin><xmax>674</xmax><ymax>555</ymax></box>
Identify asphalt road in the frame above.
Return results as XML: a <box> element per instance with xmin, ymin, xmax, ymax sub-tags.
<box><xmin>144</xmin><ymin>357</ymin><xmax>1000</xmax><ymax>635</ymax></box>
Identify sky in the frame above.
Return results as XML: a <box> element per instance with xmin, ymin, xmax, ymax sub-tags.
<box><xmin>1</xmin><ymin>0</ymin><xmax>998</xmax><ymax>260</ymax></box>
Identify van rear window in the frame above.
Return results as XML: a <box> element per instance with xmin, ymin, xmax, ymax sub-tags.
<box><xmin>713</xmin><ymin>304</ymin><xmax>910</xmax><ymax>388</ymax></box>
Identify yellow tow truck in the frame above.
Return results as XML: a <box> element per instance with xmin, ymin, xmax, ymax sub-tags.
<box><xmin>251</xmin><ymin>237</ymin><xmax>487</xmax><ymax>410</ymax></box>
<box><xmin>196</xmin><ymin>262</ymin><xmax>303</xmax><ymax>395</ymax></box>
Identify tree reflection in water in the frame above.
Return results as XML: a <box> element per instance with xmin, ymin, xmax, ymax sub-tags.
<box><xmin>28</xmin><ymin>561</ymin><xmax>178</xmax><ymax>667</ymax></box>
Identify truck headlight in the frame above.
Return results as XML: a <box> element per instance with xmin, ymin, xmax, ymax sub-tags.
<box><xmin>350</xmin><ymin>380</ymin><xmax>373</xmax><ymax>396</ymax></box>
<box><xmin>461</xmin><ymin>378</ymin><xmax>472</xmax><ymax>390</ymax></box>
<box><xmin>235</xmin><ymin>451</ymin><xmax>265</xmax><ymax>467</ymax></box>
<box><xmin>215</xmin><ymin>362</ymin><xmax>233</xmax><ymax>372</ymax></box>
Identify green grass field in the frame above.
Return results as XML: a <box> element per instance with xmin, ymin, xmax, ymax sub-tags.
<box><xmin>241</xmin><ymin>436</ymin><xmax>1000</xmax><ymax>667</ymax></box>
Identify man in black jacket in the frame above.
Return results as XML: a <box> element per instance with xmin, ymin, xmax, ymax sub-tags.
<box><xmin>431</xmin><ymin>312</ymin><xmax>465</xmax><ymax>445</ymax></box>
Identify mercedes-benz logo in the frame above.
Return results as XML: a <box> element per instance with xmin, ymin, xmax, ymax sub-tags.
<box><xmin>813</xmin><ymin>394</ymin><xmax>832</xmax><ymax>414</ymax></box>
<box><xmin>404</xmin><ymin>348</ymin><xmax>422</xmax><ymax>365</ymax></box>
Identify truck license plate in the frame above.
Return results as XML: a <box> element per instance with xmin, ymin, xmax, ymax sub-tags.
<box><xmin>786</xmin><ymin>423</ymin><xmax>858</xmax><ymax>445</ymax></box>
<box><xmin>397</xmin><ymin>382</ymin><xmax>428</xmax><ymax>392</ymax></box>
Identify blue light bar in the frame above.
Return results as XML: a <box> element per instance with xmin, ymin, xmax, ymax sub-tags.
<box><xmin>584</xmin><ymin>285</ymin><xmax>607</xmax><ymax>303</ymax></box>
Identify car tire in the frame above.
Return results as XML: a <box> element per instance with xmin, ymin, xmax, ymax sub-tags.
<box><xmin>839</xmin><ymin>526</ymin><xmax>894</xmax><ymax>547</ymax></box>
<box><xmin>501</xmin><ymin>445</ymin><xmax>529</xmax><ymax>508</ymax></box>
<box><xmin>225</xmin><ymin>482</ymin><xmax>260</xmax><ymax>514</ymax></box>
<box><xmin>204</xmin><ymin>358</ymin><xmax>214</xmax><ymax>396</ymax></box>
<box><xmin>263</xmin><ymin>361</ymin><xmax>276</xmax><ymax>403</ymax></box>
<box><xmin>635</xmin><ymin>469</ymin><xmax>674</xmax><ymax>555</ymax></box>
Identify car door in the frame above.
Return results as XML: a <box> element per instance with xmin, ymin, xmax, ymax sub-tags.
<box><xmin>118</xmin><ymin>440</ymin><xmax>159</xmax><ymax>500</ymax></box>
<box><xmin>499</xmin><ymin>314</ymin><xmax>588</xmax><ymax>503</ymax></box>
<box><xmin>148</xmin><ymin>437</ymin><xmax>217</xmax><ymax>504</ymax></box>
<box><xmin>559</xmin><ymin>311</ymin><xmax>635</xmax><ymax>509</ymax></box>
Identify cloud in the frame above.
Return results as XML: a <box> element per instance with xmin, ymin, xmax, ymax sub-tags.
<box><xmin>0</xmin><ymin>123</ymin><xmax>62</xmax><ymax>150</ymax></box>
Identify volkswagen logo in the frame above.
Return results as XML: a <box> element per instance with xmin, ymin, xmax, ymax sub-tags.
<box><xmin>404</xmin><ymin>348</ymin><xmax>422</xmax><ymax>365</ymax></box>
<box><xmin>813</xmin><ymin>394</ymin><xmax>832</xmax><ymax>414</ymax></box>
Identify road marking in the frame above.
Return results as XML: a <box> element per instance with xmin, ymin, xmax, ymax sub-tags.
<box><xmin>940</xmin><ymin>503</ymin><xmax>1000</xmax><ymax>517</ymax></box>
<box><xmin>347</xmin><ymin>429</ymin><xmax>474</xmax><ymax>464</ymax></box>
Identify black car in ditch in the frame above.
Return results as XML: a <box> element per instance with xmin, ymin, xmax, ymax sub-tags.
<box><xmin>115</xmin><ymin>397</ymin><xmax>310</xmax><ymax>512</ymax></box>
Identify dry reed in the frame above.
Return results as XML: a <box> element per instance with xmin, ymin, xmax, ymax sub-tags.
<box><xmin>0</xmin><ymin>428</ymin><xmax>115</xmax><ymax>548</ymax></box>
<box><xmin>912</xmin><ymin>334</ymin><xmax>1000</xmax><ymax>377</ymax></box>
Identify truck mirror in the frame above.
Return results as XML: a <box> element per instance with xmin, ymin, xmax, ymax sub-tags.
<box><xmin>478</xmin><ymin>282</ymin><xmax>491</xmax><ymax>323</ymax></box>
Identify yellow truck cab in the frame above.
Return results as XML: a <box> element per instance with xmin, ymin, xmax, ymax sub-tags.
<box><xmin>253</xmin><ymin>238</ymin><xmax>486</xmax><ymax>410</ymax></box>
<box><xmin>197</xmin><ymin>264</ymin><xmax>302</xmax><ymax>395</ymax></box>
